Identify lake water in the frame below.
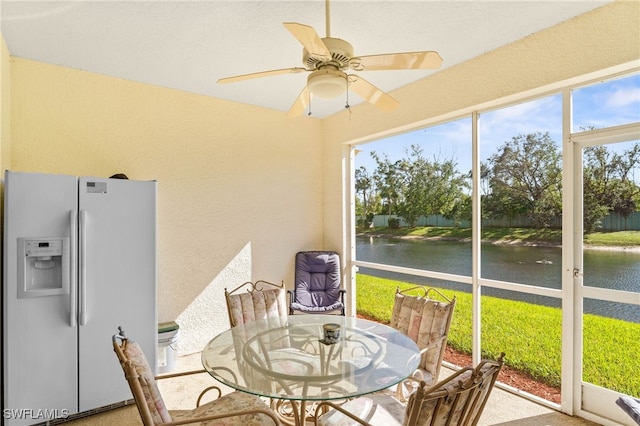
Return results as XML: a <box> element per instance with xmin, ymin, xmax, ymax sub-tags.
<box><xmin>356</xmin><ymin>236</ymin><xmax>640</xmax><ymax>323</ymax></box>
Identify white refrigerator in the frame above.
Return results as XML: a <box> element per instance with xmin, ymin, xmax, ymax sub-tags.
<box><xmin>2</xmin><ymin>171</ymin><xmax>157</xmax><ymax>425</ymax></box>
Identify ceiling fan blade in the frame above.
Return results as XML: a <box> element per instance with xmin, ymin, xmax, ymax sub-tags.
<box><xmin>349</xmin><ymin>51</ymin><xmax>443</xmax><ymax>71</ymax></box>
<box><xmin>283</xmin><ymin>22</ymin><xmax>332</xmax><ymax>62</ymax></box>
<box><xmin>288</xmin><ymin>86</ymin><xmax>311</xmax><ymax>117</ymax></box>
<box><xmin>348</xmin><ymin>75</ymin><xmax>399</xmax><ymax>112</ymax></box>
<box><xmin>217</xmin><ymin>67</ymin><xmax>308</xmax><ymax>84</ymax></box>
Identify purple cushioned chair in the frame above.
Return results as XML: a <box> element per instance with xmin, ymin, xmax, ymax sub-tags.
<box><xmin>617</xmin><ymin>396</ymin><xmax>640</xmax><ymax>425</ymax></box>
<box><xmin>288</xmin><ymin>251</ymin><xmax>345</xmax><ymax>316</ymax></box>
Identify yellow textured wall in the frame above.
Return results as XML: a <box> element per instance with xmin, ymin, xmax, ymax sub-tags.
<box><xmin>9</xmin><ymin>60</ymin><xmax>324</xmax><ymax>352</ymax></box>
<box><xmin>1</xmin><ymin>36</ymin><xmax>10</xmax><ymax>175</ymax></box>
<box><xmin>1</xmin><ymin>36</ymin><xmax>10</xmax><ymax>274</ymax></box>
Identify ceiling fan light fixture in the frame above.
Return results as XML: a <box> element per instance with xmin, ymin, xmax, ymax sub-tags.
<box><xmin>307</xmin><ymin>69</ymin><xmax>347</xmax><ymax>98</ymax></box>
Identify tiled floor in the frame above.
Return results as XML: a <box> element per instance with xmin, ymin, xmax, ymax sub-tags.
<box><xmin>67</xmin><ymin>353</ymin><xmax>603</xmax><ymax>425</ymax></box>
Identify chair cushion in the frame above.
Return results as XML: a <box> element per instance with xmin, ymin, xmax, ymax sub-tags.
<box><xmin>416</xmin><ymin>299</ymin><xmax>453</xmax><ymax>376</ymax></box>
<box><xmin>293</xmin><ymin>251</ymin><xmax>341</xmax><ymax>309</ymax></box>
<box><xmin>123</xmin><ymin>340</ymin><xmax>172</xmax><ymax>424</ymax></box>
<box><xmin>390</xmin><ymin>292</ymin><xmax>453</xmax><ymax>376</ymax></box>
<box><xmin>170</xmin><ymin>390</ymin><xmax>276</xmax><ymax>425</ymax></box>
<box><xmin>391</xmin><ymin>292</ymin><xmax>417</xmax><ymax>335</ymax></box>
<box><xmin>617</xmin><ymin>396</ymin><xmax>640</xmax><ymax>425</ymax></box>
<box><xmin>290</xmin><ymin>300</ymin><xmax>344</xmax><ymax>313</ymax></box>
<box><xmin>227</xmin><ymin>287</ymin><xmax>287</xmax><ymax>326</ymax></box>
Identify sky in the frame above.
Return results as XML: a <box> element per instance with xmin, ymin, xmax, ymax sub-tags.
<box><xmin>354</xmin><ymin>73</ymin><xmax>640</xmax><ymax>177</ymax></box>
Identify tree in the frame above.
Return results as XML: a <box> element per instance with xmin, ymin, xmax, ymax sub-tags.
<box><xmin>355</xmin><ymin>166</ymin><xmax>375</xmax><ymax>225</ymax></box>
<box><xmin>371</xmin><ymin>151</ymin><xmax>403</xmax><ymax>217</ymax></box>
<box><xmin>390</xmin><ymin>145</ymin><xmax>469</xmax><ymax>227</ymax></box>
<box><xmin>395</xmin><ymin>146</ymin><xmax>430</xmax><ymax>227</ymax></box>
<box><xmin>483</xmin><ymin>132</ymin><xmax>562</xmax><ymax>228</ymax></box>
<box><xmin>583</xmin><ymin>143</ymin><xmax>640</xmax><ymax>232</ymax></box>
<box><xmin>444</xmin><ymin>170</ymin><xmax>472</xmax><ymax>226</ymax></box>
<box><xmin>426</xmin><ymin>156</ymin><xmax>469</xmax><ymax>225</ymax></box>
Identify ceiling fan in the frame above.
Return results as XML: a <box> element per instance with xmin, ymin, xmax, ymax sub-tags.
<box><xmin>217</xmin><ymin>0</ymin><xmax>443</xmax><ymax>117</ymax></box>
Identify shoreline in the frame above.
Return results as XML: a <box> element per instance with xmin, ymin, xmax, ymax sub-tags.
<box><xmin>357</xmin><ymin>232</ymin><xmax>640</xmax><ymax>253</ymax></box>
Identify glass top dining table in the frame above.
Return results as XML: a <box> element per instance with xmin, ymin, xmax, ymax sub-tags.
<box><xmin>202</xmin><ymin>314</ymin><xmax>420</xmax><ymax>424</ymax></box>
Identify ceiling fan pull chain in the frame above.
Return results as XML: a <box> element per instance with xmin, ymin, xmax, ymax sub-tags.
<box><xmin>308</xmin><ymin>91</ymin><xmax>313</xmax><ymax>116</ymax></box>
<box><xmin>345</xmin><ymin>76</ymin><xmax>351</xmax><ymax>110</ymax></box>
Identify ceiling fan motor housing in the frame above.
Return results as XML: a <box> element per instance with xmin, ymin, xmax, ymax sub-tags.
<box><xmin>303</xmin><ymin>37</ymin><xmax>354</xmax><ymax>70</ymax></box>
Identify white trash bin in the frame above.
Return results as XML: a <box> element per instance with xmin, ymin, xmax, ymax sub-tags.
<box><xmin>157</xmin><ymin>321</ymin><xmax>179</xmax><ymax>374</ymax></box>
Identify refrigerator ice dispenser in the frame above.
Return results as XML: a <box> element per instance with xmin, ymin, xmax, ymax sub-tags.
<box><xmin>17</xmin><ymin>237</ymin><xmax>70</xmax><ymax>298</ymax></box>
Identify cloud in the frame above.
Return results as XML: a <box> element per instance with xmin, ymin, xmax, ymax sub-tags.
<box><xmin>356</xmin><ymin>75</ymin><xmax>638</xmax><ymax>176</ymax></box>
<box><xmin>604</xmin><ymin>87</ymin><xmax>640</xmax><ymax>108</ymax></box>
<box><xmin>480</xmin><ymin>96</ymin><xmax>561</xmax><ymax>136</ymax></box>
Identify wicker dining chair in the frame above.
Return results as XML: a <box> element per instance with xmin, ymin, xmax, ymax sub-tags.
<box><xmin>112</xmin><ymin>326</ymin><xmax>280</xmax><ymax>425</ymax></box>
<box><xmin>224</xmin><ymin>281</ymin><xmax>297</xmax><ymax>406</ymax></box>
<box><xmin>314</xmin><ymin>353</ymin><xmax>505</xmax><ymax>426</ymax></box>
<box><xmin>225</xmin><ymin>280</ymin><xmax>288</xmax><ymax>327</ymax></box>
<box><xmin>388</xmin><ymin>285</ymin><xmax>456</xmax><ymax>401</ymax></box>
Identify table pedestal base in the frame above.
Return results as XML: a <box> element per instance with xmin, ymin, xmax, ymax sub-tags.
<box><xmin>273</xmin><ymin>399</ymin><xmax>313</xmax><ymax>426</ymax></box>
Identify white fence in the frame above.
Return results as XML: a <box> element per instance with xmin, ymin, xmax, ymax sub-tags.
<box><xmin>366</xmin><ymin>212</ymin><xmax>640</xmax><ymax>231</ymax></box>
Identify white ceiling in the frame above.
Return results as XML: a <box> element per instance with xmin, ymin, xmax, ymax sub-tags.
<box><xmin>0</xmin><ymin>0</ymin><xmax>613</xmax><ymax>118</ymax></box>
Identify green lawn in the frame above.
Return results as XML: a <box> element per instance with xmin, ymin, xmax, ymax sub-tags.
<box><xmin>358</xmin><ymin>226</ymin><xmax>640</xmax><ymax>247</ymax></box>
<box><xmin>584</xmin><ymin>230</ymin><xmax>640</xmax><ymax>246</ymax></box>
<box><xmin>356</xmin><ymin>274</ymin><xmax>640</xmax><ymax>397</ymax></box>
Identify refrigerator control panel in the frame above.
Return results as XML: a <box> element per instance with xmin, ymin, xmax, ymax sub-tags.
<box><xmin>24</xmin><ymin>239</ymin><xmax>64</xmax><ymax>257</ymax></box>
<box><xmin>17</xmin><ymin>237</ymin><xmax>70</xmax><ymax>298</ymax></box>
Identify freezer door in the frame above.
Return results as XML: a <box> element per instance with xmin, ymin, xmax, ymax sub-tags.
<box><xmin>77</xmin><ymin>177</ymin><xmax>157</xmax><ymax>411</ymax></box>
<box><xmin>3</xmin><ymin>171</ymin><xmax>79</xmax><ymax>424</ymax></box>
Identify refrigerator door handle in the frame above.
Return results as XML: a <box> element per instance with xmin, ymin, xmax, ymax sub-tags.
<box><xmin>70</xmin><ymin>210</ymin><xmax>78</xmax><ymax>327</ymax></box>
<box><xmin>79</xmin><ymin>210</ymin><xmax>88</xmax><ymax>326</ymax></box>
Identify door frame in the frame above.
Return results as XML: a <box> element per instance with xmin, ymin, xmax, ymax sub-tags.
<box><xmin>566</xmin><ymin>119</ymin><xmax>640</xmax><ymax>424</ymax></box>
